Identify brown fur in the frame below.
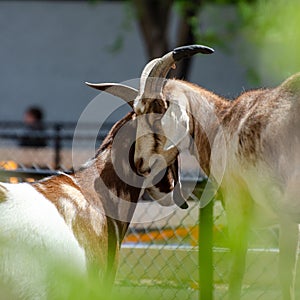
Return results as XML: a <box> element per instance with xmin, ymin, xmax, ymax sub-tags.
<box><xmin>0</xmin><ymin>184</ymin><xmax>7</xmax><ymax>202</ymax></box>
<box><xmin>33</xmin><ymin>111</ymin><xmax>179</xmax><ymax>285</ymax></box>
<box><xmin>135</xmin><ymin>71</ymin><xmax>300</xmax><ymax>300</ymax></box>
<box><xmin>165</xmin><ymin>77</ymin><xmax>299</xmax><ymax>167</ymax></box>
<box><xmin>32</xmin><ymin>113</ymin><xmax>140</xmax><ymax>282</ymax></box>
<box><xmin>33</xmin><ymin>174</ymin><xmax>108</xmax><ymax>275</ymax></box>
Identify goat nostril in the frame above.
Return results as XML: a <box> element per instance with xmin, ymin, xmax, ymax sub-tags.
<box><xmin>142</xmin><ymin>167</ymin><xmax>151</xmax><ymax>176</ymax></box>
<box><xmin>135</xmin><ymin>157</ymin><xmax>151</xmax><ymax>176</ymax></box>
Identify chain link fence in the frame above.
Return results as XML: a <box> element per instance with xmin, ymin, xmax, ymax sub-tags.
<box><xmin>116</xmin><ymin>187</ymin><xmax>289</xmax><ymax>300</ymax></box>
<box><xmin>0</xmin><ymin>122</ymin><xmax>298</xmax><ymax>300</ymax></box>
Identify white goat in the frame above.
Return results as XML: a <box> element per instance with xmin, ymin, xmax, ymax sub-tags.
<box><xmin>89</xmin><ymin>45</ymin><xmax>300</xmax><ymax>300</ymax></box>
<box><xmin>0</xmin><ymin>111</ymin><xmax>186</xmax><ymax>299</ymax></box>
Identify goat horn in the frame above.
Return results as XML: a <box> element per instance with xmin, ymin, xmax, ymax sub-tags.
<box><xmin>85</xmin><ymin>82</ymin><xmax>138</xmax><ymax>108</ymax></box>
<box><xmin>140</xmin><ymin>44</ymin><xmax>214</xmax><ymax>95</ymax></box>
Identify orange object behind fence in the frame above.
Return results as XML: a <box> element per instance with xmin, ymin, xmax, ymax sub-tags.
<box><xmin>0</xmin><ymin>160</ymin><xmax>18</xmax><ymax>183</ymax></box>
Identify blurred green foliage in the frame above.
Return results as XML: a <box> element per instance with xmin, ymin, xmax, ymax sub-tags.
<box><xmin>88</xmin><ymin>0</ymin><xmax>300</xmax><ymax>83</ymax></box>
<box><xmin>240</xmin><ymin>0</ymin><xmax>300</xmax><ymax>80</ymax></box>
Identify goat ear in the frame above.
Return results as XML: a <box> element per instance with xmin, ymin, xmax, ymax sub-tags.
<box><xmin>161</xmin><ymin>101</ymin><xmax>189</xmax><ymax>151</ymax></box>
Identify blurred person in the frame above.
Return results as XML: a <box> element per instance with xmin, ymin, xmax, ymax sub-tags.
<box><xmin>19</xmin><ymin>106</ymin><xmax>47</xmax><ymax>147</ymax></box>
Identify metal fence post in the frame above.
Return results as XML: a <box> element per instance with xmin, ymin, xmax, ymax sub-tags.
<box><xmin>54</xmin><ymin>123</ymin><xmax>62</xmax><ymax>169</ymax></box>
<box><xmin>198</xmin><ymin>190</ymin><xmax>214</xmax><ymax>300</ymax></box>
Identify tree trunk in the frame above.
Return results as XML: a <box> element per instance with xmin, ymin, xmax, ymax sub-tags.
<box><xmin>132</xmin><ymin>0</ymin><xmax>203</xmax><ymax>80</ymax></box>
<box><xmin>132</xmin><ymin>0</ymin><xmax>173</xmax><ymax>59</ymax></box>
<box><xmin>170</xmin><ymin>0</ymin><xmax>203</xmax><ymax>80</ymax></box>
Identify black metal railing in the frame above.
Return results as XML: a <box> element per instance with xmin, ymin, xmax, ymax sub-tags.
<box><xmin>0</xmin><ymin>120</ymin><xmax>115</xmax><ymax>168</ymax></box>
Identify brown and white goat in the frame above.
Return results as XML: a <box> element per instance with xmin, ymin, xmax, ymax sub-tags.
<box><xmin>0</xmin><ymin>111</ymin><xmax>186</xmax><ymax>299</ymax></box>
<box><xmin>89</xmin><ymin>45</ymin><xmax>300</xmax><ymax>300</ymax></box>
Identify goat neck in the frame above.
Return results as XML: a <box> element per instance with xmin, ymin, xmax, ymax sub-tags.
<box><xmin>163</xmin><ymin>79</ymin><xmax>231</xmax><ymax>175</ymax></box>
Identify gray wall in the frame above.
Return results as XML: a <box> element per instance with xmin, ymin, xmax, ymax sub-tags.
<box><xmin>0</xmin><ymin>1</ymin><xmax>272</xmax><ymax>123</ymax></box>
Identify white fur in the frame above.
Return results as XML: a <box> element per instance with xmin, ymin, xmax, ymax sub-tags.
<box><xmin>162</xmin><ymin>101</ymin><xmax>190</xmax><ymax>151</ymax></box>
<box><xmin>0</xmin><ymin>183</ymin><xmax>86</xmax><ymax>299</ymax></box>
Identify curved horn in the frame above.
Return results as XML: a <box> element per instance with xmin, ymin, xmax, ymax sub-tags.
<box><xmin>85</xmin><ymin>82</ymin><xmax>138</xmax><ymax>108</ymax></box>
<box><xmin>139</xmin><ymin>59</ymin><xmax>160</xmax><ymax>95</ymax></box>
<box><xmin>141</xmin><ymin>44</ymin><xmax>214</xmax><ymax>95</ymax></box>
